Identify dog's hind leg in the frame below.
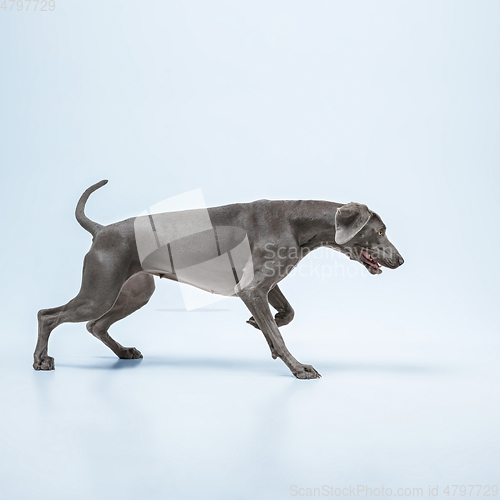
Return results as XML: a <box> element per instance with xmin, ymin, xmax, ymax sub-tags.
<box><xmin>34</xmin><ymin>248</ymin><xmax>137</xmax><ymax>371</ymax></box>
<box><xmin>247</xmin><ymin>284</ymin><xmax>295</xmax><ymax>329</ymax></box>
<box><xmin>86</xmin><ymin>273</ymin><xmax>155</xmax><ymax>359</ymax></box>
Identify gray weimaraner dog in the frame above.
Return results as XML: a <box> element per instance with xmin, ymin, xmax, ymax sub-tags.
<box><xmin>34</xmin><ymin>181</ymin><xmax>404</xmax><ymax>379</ymax></box>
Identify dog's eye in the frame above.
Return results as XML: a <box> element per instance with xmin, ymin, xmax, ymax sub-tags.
<box><xmin>378</xmin><ymin>230</ymin><xmax>384</xmax><ymax>236</ymax></box>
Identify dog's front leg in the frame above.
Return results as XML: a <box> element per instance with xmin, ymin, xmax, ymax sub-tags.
<box><xmin>247</xmin><ymin>284</ymin><xmax>295</xmax><ymax>330</ymax></box>
<box><xmin>238</xmin><ymin>286</ymin><xmax>321</xmax><ymax>380</ymax></box>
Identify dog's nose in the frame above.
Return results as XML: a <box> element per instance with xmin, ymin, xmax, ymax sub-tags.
<box><xmin>397</xmin><ymin>255</ymin><xmax>404</xmax><ymax>267</ymax></box>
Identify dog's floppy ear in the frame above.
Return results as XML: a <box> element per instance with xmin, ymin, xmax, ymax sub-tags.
<box><xmin>334</xmin><ymin>202</ymin><xmax>372</xmax><ymax>245</ymax></box>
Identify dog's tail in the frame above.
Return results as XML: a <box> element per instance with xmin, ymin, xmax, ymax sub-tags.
<box><xmin>75</xmin><ymin>180</ymin><xmax>108</xmax><ymax>236</ymax></box>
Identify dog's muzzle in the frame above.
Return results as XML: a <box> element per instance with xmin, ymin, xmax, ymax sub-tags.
<box><xmin>360</xmin><ymin>249</ymin><xmax>404</xmax><ymax>274</ymax></box>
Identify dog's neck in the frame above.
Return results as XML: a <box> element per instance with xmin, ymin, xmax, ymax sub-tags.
<box><xmin>290</xmin><ymin>200</ymin><xmax>343</xmax><ymax>250</ymax></box>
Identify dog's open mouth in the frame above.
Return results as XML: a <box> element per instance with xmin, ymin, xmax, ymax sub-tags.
<box><xmin>360</xmin><ymin>250</ymin><xmax>382</xmax><ymax>275</ymax></box>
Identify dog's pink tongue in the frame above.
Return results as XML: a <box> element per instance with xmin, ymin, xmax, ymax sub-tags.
<box><xmin>361</xmin><ymin>250</ymin><xmax>380</xmax><ymax>269</ymax></box>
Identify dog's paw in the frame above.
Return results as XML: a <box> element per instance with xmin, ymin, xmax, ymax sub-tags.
<box><xmin>33</xmin><ymin>356</ymin><xmax>55</xmax><ymax>371</ymax></box>
<box><xmin>118</xmin><ymin>347</ymin><xmax>143</xmax><ymax>360</ymax></box>
<box><xmin>274</xmin><ymin>310</ymin><xmax>294</xmax><ymax>327</ymax></box>
<box><xmin>293</xmin><ymin>364</ymin><xmax>321</xmax><ymax>380</ymax></box>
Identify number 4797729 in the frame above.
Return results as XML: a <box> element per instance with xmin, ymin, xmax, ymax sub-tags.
<box><xmin>443</xmin><ymin>485</ymin><xmax>498</xmax><ymax>496</ymax></box>
<box><xmin>1</xmin><ymin>0</ymin><xmax>56</xmax><ymax>11</ymax></box>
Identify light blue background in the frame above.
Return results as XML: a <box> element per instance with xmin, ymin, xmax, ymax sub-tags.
<box><xmin>1</xmin><ymin>1</ymin><xmax>499</xmax><ymax>499</ymax></box>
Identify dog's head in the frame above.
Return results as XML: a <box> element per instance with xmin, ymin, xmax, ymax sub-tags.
<box><xmin>334</xmin><ymin>202</ymin><xmax>404</xmax><ymax>275</ymax></box>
